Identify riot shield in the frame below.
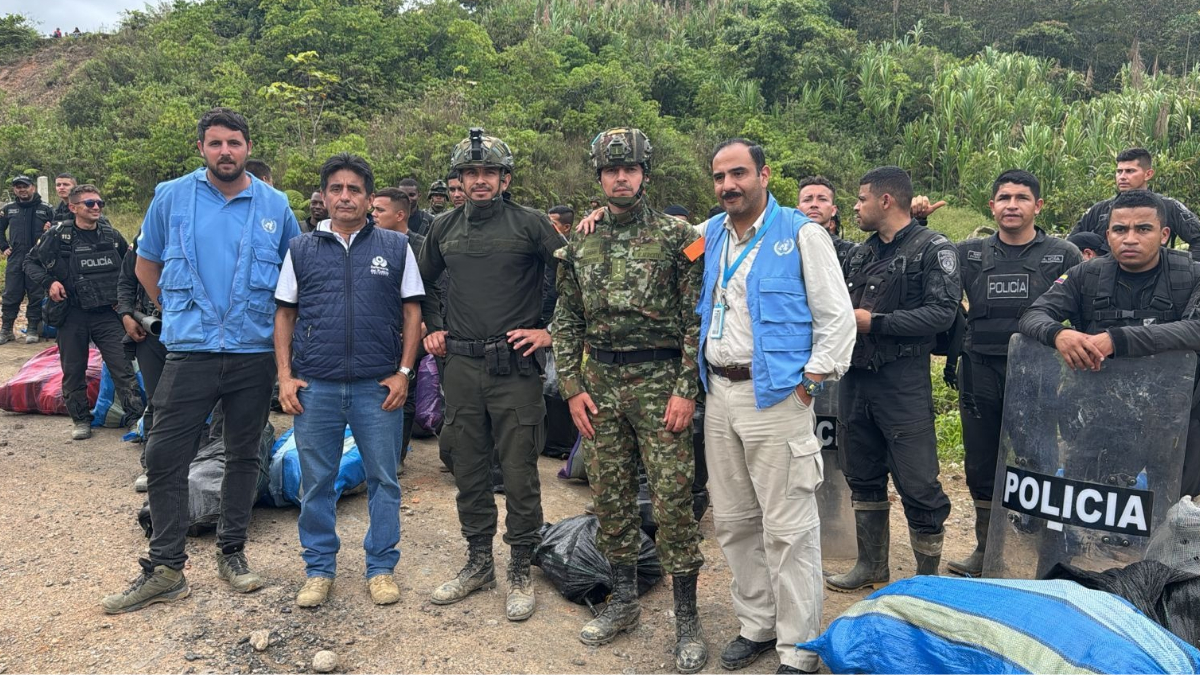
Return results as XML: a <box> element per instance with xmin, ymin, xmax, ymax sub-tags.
<box><xmin>981</xmin><ymin>334</ymin><xmax>1195</xmax><ymax>579</ymax></box>
<box><xmin>814</xmin><ymin>380</ymin><xmax>855</xmax><ymax>559</ymax></box>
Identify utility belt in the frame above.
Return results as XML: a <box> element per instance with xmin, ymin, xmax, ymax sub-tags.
<box><xmin>588</xmin><ymin>346</ymin><xmax>681</xmax><ymax>366</ymax></box>
<box><xmin>852</xmin><ymin>338</ymin><xmax>932</xmax><ymax>371</ymax></box>
<box><xmin>707</xmin><ymin>363</ymin><xmax>751</xmax><ymax>382</ymax></box>
<box><xmin>446</xmin><ymin>335</ymin><xmax>538</xmax><ymax>377</ymax></box>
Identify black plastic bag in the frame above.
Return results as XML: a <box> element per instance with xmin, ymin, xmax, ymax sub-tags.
<box><xmin>1048</xmin><ymin>560</ymin><xmax>1200</xmax><ymax>647</ymax></box>
<box><xmin>533</xmin><ymin>514</ymin><xmax>663</xmax><ymax>606</ymax></box>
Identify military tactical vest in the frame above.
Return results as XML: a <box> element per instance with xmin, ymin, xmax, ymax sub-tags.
<box><xmin>58</xmin><ymin>221</ymin><xmax>121</xmax><ymax>309</ymax></box>
<box><xmin>964</xmin><ymin>236</ymin><xmax>1068</xmax><ymax>356</ymax></box>
<box><xmin>1079</xmin><ymin>249</ymin><xmax>1197</xmax><ymax>332</ymax></box>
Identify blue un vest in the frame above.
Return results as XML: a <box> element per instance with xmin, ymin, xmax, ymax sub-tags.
<box><xmin>289</xmin><ymin>224</ymin><xmax>409</xmax><ymax>382</ymax></box>
<box><xmin>698</xmin><ymin>194</ymin><xmax>814</xmax><ymax>409</ymax></box>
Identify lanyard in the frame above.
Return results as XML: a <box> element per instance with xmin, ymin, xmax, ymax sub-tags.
<box><xmin>719</xmin><ymin>204</ymin><xmax>778</xmax><ymax>291</ymax></box>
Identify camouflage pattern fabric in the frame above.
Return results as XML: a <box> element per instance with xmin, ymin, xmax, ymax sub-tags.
<box><xmin>449</xmin><ymin>129</ymin><xmax>515</xmax><ymax>173</ymax></box>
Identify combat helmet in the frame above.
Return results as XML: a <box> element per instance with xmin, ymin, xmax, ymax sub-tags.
<box><xmin>450</xmin><ymin>128</ymin><xmax>515</xmax><ymax>174</ymax></box>
<box><xmin>590</xmin><ymin>128</ymin><xmax>652</xmax><ymax>175</ymax></box>
<box><xmin>428</xmin><ymin>180</ymin><xmax>449</xmax><ymax>198</ymax></box>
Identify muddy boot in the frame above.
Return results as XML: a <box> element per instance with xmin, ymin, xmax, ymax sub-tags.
<box><xmin>0</xmin><ymin>321</ymin><xmax>13</xmax><ymax>345</ymax></box>
<box><xmin>826</xmin><ymin>501</ymin><xmax>890</xmax><ymax>592</ymax></box>
<box><xmin>431</xmin><ymin>535</ymin><xmax>495</xmax><ymax>605</ymax></box>
<box><xmin>910</xmin><ymin>528</ymin><xmax>944</xmax><ymax>576</ymax></box>
<box><xmin>24</xmin><ymin>322</ymin><xmax>40</xmax><ymax>344</ymax></box>
<box><xmin>673</xmin><ymin>573</ymin><xmax>707</xmax><ymax>674</ymax></box>
<box><xmin>505</xmin><ymin>544</ymin><xmax>536</xmax><ymax>621</ymax></box>
<box><xmin>579</xmin><ymin>563</ymin><xmax>640</xmax><ymax>645</ymax></box>
<box><xmin>72</xmin><ymin>419</ymin><xmax>93</xmax><ymax>440</ymax></box>
<box><xmin>946</xmin><ymin>502</ymin><xmax>990</xmax><ymax>577</ymax></box>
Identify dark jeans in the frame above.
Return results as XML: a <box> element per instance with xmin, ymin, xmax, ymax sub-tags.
<box><xmin>131</xmin><ymin>332</ymin><xmax>168</xmax><ymax>469</ymax></box>
<box><xmin>145</xmin><ymin>351</ymin><xmax>275</xmax><ymax>570</ymax></box>
<box><xmin>839</xmin><ymin>354</ymin><xmax>951</xmax><ymax>535</ymax></box>
<box><xmin>1</xmin><ymin>247</ymin><xmax>43</xmax><ymax>324</ymax></box>
<box><xmin>58</xmin><ymin>307</ymin><xmax>141</xmax><ymax>422</ymax></box>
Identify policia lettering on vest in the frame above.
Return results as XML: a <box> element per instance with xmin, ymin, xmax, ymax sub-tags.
<box><xmin>24</xmin><ymin>185</ymin><xmax>144</xmax><ymax>439</ymax></box>
<box><xmin>1020</xmin><ymin>189</ymin><xmax>1200</xmax><ymax>500</ymax></box>
<box><xmin>946</xmin><ymin>170</ymin><xmax>1083</xmax><ymax>578</ymax></box>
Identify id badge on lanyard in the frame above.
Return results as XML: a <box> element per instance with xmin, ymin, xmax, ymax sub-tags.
<box><xmin>710</xmin><ymin>213</ymin><xmax>774</xmax><ymax>342</ymax></box>
<box><xmin>709</xmin><ymin>297</ymin><xmax>726</xmax><ymax>340</ymax></box>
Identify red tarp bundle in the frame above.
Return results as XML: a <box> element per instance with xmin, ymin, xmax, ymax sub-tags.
<box><xmin>0</xmin><ymin>345</ymin><xmax>101</xmax><ymax>415</ymax></box>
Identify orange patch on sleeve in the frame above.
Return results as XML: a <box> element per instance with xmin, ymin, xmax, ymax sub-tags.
<box><xmin>684</xmin><ymin>236</ymin><xmax>705</xmax><ymax>262</ymax></box>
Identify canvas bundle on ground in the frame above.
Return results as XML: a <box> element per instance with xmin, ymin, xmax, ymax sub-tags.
<box><xmin>799</xmin><ymin>575</ymin><xmax>1200</xmax><ymax>674</ymax></box>
<box><xmin>138</xmin><ymin>423</ymin><xmax>275</xmax><ymax>537</ymax></box>
<box><xmin>413</xmin><ymin>354</ymin><xmax>442</xmax><ymax>438</ymax></box>
<box><xmin>532</xmin><ymin>514</ymin><xmax>663</xmax><ymax>606</ymax></box>
<box><xmin>262</xmin><ymin>426</ymin><xmax>366</xmax><ymax>508</ymax></box>
<box><xmin>0</xmin><ymin>345</ymin><xmax>100</xmax><ymax>415</ymax></box>
<box><xmin>90</xmin><ymin>363</ymin><xmax>145</xmax><ymax>428</ymax></box>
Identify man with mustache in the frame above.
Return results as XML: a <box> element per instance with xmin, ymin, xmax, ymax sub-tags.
<box><xmin>101</xmin><ymin>107</ymin><xmax>301</xmax><ymax>613</ymax></box>
<box><xmin>0</xmin><ymin>175</ymin><xmax>55</xmax><ymax>344</ymax></box>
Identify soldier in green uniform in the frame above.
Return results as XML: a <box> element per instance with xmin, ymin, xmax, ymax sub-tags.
<box><xmin>553</xmin><ymin>128</ymin><xmax>708</xmax><ymax>673</ymax></box>
<box><xmin>419</xmin><ymin>128</ymin><xmax>563</xmax><ymax>622</ymax></box>
<box><xmin>427</xmin><ymin>180</ymin><xmax>450</xmax><ymax>215</ymax></box>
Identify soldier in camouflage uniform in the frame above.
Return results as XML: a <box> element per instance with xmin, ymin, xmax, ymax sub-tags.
<box><xmin>427</xmin><ymin>180</ymin><xmax>450</xmax><ymax>215</ymax></box>
<box><xmin>553</xmin><ymin>128</ymin><xmax>708</xmax><ymax>674</ymax></box>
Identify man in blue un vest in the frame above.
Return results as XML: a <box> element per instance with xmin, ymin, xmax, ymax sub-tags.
<box><xmin>698</xmin><ymin>139</ymin><xmax>856</xmax><ymax>673</ymax></box>
<box><xmin>102</xmin><ymin>108</ymin><xmax>300</xmax><ymax>613</ymax></box>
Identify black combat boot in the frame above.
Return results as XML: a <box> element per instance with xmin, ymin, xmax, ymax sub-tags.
<box><xmin>910</xmin><ymin>528</ymin><xmax>944</xmax><ymax>576</ymax></box>
<box><xmin>579</xmin><ymin>563</ymin><xmax>640</xmax><ymax>645</ymax></box>
<box><xmin>0</xmin><ymin>321</ymin><xmax>14</xmax><ymax>345</ymax></box>
<box><xmin>947</xmin><ymin>502</ymin><xmax>990</xmax><ymax>577</ymax></box>
<box><xmin>431</xmin><ymin>535</ymin><xmax>495</xmax><ymax>604</ymax></box>
<box><xmin>825</xmin><ymin>501</ymin><xmax>890</xmax><ymax>592</ymax></box>
<box><xmin>673</xmin><ymin>573</ymin><xmax>708</xmax><ymax>674</ymax></box>
<box><xmin>24</xmin><ymin>321</ymin><xmax>40</xmax><ymax>344</ymax></box>
<box><xmin>505</xmin><ymin>544</ymin><xmax>536</xmax><ymax>621</ymax></box>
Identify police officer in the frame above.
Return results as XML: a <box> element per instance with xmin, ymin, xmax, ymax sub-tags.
<box><xmin>798</xmin><ymin>176</ymin><xmax>854</xmax><ymax>268</ymax></box>
<box><xmin>419</xmin><ymin>128</ymin><xmax>563</xmax><ymax>621</ymax></box>
<box><xmin>0</xmin><ymin>175</ymin><xmax>55</xmax><ymax>344</ymax></box>
<box><xmin>398</xmin><ymin>178</ymin><xmax>434</xmax><ymax>235</ymax></box>
<box><xmin>553</xmin><ymin>128</ymin><xmax>707</xmax><ymax>672</ymax></box>
<box><xmin>1071</xmin><ymin>148</ymin><xmax>1200</xmax><ymax>261</ymax></box>
<box><xmin>427</xmin><ymin>180</ymin><xmax>451</xmax><ymax>215</ymax></box>
<box><xmin>947</xmin><ymin>170</ymin><xmax>1081</xmax><ymax>577</ymax></box>
<box><xmin>53</xmin><ymin>173</ymin><xmax>78</xmax><ymax>221</ymax></box>
<box><xmin>826</xmin><ymin>166</ymin><xmax>961</xmax><ymax>592</ymax></box>
<box><xmin>1021</xmin><ymin>189</ymin><xmax>1200</xmax><ymax>498</ymax></box>
<box><xmin>25</xmin><ymin>185</ymin><xmax>144</xmax><ymax>440</ymax></box>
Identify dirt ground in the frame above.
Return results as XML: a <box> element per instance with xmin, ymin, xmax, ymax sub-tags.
<box><xmin>0</xmin><ymin>327</ymin><xmax>977</xmax><ymax>675</ymax></box>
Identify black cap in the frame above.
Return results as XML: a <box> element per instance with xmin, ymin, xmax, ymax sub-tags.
<box><xmin>1068</xmin><ymin>231</ymin><xmax>1108</xmax><ymax>254</ymax></box>
<box><xmin>10</xmin><ymin>175</ymin><xmax>32</xmax><ymax>186</ymax></box>
<box><xmin>664</xmin><ymin>204</ymin><xmax>690</xmax><ymax>218</ymax></box>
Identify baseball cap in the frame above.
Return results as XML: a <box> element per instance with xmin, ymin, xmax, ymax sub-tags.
<box><xmin>664</xmin><ymin>204</ymin><xmax>690</xmax><ymax>218</ymax></box>
<box><xmin>1067</xmin><ymin>231</ymin><xmax>1108</xmax><ymax>255</ymax></box>
<box><xmin>10</xmin><ymin>175</ymin><xmax>32</xmax><ymax>186</ymax></box>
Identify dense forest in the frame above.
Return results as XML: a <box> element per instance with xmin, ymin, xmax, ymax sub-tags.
<box><xmin>2</xmin><ymin>0</ymin><xmax>1200</xmax><ymax>229</ymax></box>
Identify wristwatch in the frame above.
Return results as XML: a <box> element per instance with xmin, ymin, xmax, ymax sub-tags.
<box><xmin>800</xmin><ymin>376</ymin><xmax>825</xmax><ymax>397</ymax></box>
<box><xmin>398</xmin><ymin>366</ymin><xmax>415</xmax><ymax>381</ymax></box>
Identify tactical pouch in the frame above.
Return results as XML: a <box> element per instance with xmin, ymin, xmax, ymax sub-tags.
<box><xmin>484</xmin><ymin>340</ymin><xmax>512</xmax><ymax>376</ymax></box>
<box><xmin>44</xmin><ymin>298</ymin><xmax>69</xmax><ymax>328</ymax></box>
<box><xmin>516</xmin><ymin>351</ymin><xmax>535</xmax><ymax>377</ymax></box>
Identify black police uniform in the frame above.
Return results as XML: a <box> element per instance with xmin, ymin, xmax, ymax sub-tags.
<box><xmin>956</xmin><ymin>230</ymin><xmax>1082</xmax><ymax>503</ymax></box>
<box><xmin>0</xmin><ymin>194</ymin><xmax>54</xmax><ymax>329</ymax></box>
<box><xmin>53</xmin><ymin>200</ymin><xmax>72</xmax><ymax>222</ymax></box>
<box><xmin>1072</xmin><ymin>193</ymin><xmax>1200</xmax><ymax>261</ymax></box>
<box><xmin>1020</xmin><ymin>248</ymin><xmax>1200</xmax><ymax>496</ymax></box>
<box><xmin>116</xmin><ymin>234</ymin><xmax>167</xmax><ymax>451</ymax></box>
<box><xmin>830</xmin><ymin>232</ymin><xmax>855</xmax><ymax>269</ymax></box>
<box><xmin>25</xmin><ymin>217</ymin><xmax>144</xmax><ymax>423</ymax></box>
<box><xmin>839</xmin><ymin>219</ymin><xmax>960</xmax><ymax>533</ymax></box>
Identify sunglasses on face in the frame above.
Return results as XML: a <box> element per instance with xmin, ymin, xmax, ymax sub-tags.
<box><xmin>74</xmin><ymin>199</ymin><xmax>105</xmax><ymax>209</ymax></box>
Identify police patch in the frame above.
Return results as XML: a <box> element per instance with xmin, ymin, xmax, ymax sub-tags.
<box><xmin>987</xmin><ymin>274</ymin><xmax>1029</xmax><ymax>300</ymax></box>
<box><xmin>773</xmin><ymin>239</ymin><xmax>795</xmax><ymax>256</ymax></box>
<box><xmin>1041</xmin><ymin>254</ymin><xmax>1064</xmax><ymax>264</ymax></box>
<box><xmin>967</xmin><ymin>250</ymin><xmax>982</xmax><ymax>261</ymax></box>
<box><xmin>938</xmin><ymin>249</ymin><xmax>957</xmax><ymax>274</ymax></box>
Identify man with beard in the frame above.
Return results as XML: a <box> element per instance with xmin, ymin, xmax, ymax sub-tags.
<box><xmin>303</xmin><ymin>192</ymin><xmax>327</xmax><ymax>234</ymax></box>
<box><xmin>101</xmin><ymin>107</ymin><xmax>300</xmax><ymax>614</ymax></box>
<box><xmin>1</xmin><ymin>176</ymin><xmax>55</xmax><ymax>344</ymax></box>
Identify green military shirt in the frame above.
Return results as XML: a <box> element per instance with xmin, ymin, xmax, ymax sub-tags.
<box><xmin>418</xmin><ymin>197</ymin><xmax>562</xmax><ymax>340</ymax></box>
<box><xmin>553</xmin><ymin>201</ymin><xmax>702</xmax><ymax>402</ymax></box>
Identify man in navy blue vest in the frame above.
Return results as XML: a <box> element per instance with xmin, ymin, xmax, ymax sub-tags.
<box><xmin>274</xmin><ymin>154</ymin><xmax>424</xmax><ymax>607</ymax></box>
<box><xmin>697</xmin><ymin>139</ymin><xmax>856</xmax><ymax>674</ymax></box>
<box><xmin>102</xmin><ymin>108</ymin><xmax>300</xmax><ymax>614</ymax></box>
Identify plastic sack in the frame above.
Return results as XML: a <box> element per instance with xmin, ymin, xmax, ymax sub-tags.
<box><xmin>413</xmin><ymin>354</ymin><xmax>443</xmax><ymax>437</ymax></box>
<box><xmin>532</xmin><ymin>514</ymin><xmax>663</xmax><ymax>606</ymax></box>
<box><xmin>138</xmin><ymin>422</ymin><xmax>275</xmax><ymax>536</ymax></box>
<box><xmin>90</xmin><ymin>363</ymin><xmax>145</xmax><ymax>428</ymax></box>
<box><xmin>0</xmin><ymin>345</ymin><xmax>101</xmax><ymax>414</ymax></box>
<box><xmin>799</xmin><ymin>575</ymin><xmax>1200</xmax><ymax>674</ymax></box>
<box><xmin>1146</xmin><ymin>497</ymin><xmax>1200</xmax><ymax>577</ymax></box>
<box><xmin>261</xmin><ymin>426</ymin><xmax>366</xmax><ymax>508</ymax></box>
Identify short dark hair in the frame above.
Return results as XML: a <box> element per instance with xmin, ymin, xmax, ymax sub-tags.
<box><xmin>859</xmin><ymin>166</ymin><xmax>913</xmax><ymax>211</ymax></box>
<box><xmin>67</xmin><ymin>184</ymin><xmax>100</xmax><ymax>202</ymax></box>
<box><xmin>197</xmin><ymin>107</ymin><xmax>251</xmax><ymax>144</ymax></box>
<box><xmin>375</xmin><ymin>187</ymin><xmax>411</xmax><ymax>213</ymax></box>
<box><xmin>319</xmin><ymin>153</ymin><xmax>375</xmax><ymax>196</ymax></box>
<box><xmin>548</xmin><ymin>205</ymin><xmax>574</xmax><ymax>224</ymax></box>
<box><xmin>55</xmin><ymin>173</ymin><xmax>76</xmax><ymax>182</ymax></box>
<box><xmin>798</xmin><ymin>175</ymin><xmax>835</xmax><ymax>198</ymax></box>
<box><xmin>991</xmin><ymin>169</ymin><xmax>1040</xmax><ymax>200</ymax></box>
<box><xmin>1116</xmin><ymin>147</ymin><xmax>1153</xmax><ymax>169</ymax></box>
<box><xmin>707</xmin><ymin>205</ymin><xmax>726</xmax><ymax>219</ymax></box>
<box><xmin>1110</xmin><ymin>188</ymin><xmax>1166</xmax><ymax>224</ymax></box>
<box><xmin>446</xmin><ymin>170</ymin><xmax>460</xmax><ymax>182</ymax></box>
<box><xmin>398</xmin><ymin>178</ymin><xmax>419</xmax><ymax>190</ymax></box>
<box><xmin>245</xmin><ymin>159</ymin><xmax>272</xmax><ymax>181</ymax></box>
<box><xmin>711</xmin><ymin>138</ymin><xmax>766</xmax><ymax>173</ymax></box>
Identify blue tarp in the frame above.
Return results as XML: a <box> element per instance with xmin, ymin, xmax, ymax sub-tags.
<box><xmin>262</xmin><ymin>426</ymin><xmax>366</xmax><ymax>508</ymax></box>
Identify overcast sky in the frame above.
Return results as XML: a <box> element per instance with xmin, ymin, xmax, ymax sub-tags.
<box><xmin>17</xmin><ymin>0</ymin><xmax>160</xmax><ymax>34</ymax></box>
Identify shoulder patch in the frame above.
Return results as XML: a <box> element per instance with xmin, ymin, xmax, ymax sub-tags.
<box><xmin>683</xmin><ymin>236</ymin><xmax>705</xmax><ymax>262</ymax></box>
<box><xmin>938</xmin><ymin>249</ymin><xmax>957</xmax><ymax>274</ymax></box>
<box><xmin>1041</xmin><ymin>254</ymin><xmax>1064</xmax><ymax>264</ymax></box>
<box><xmin>1054</xmin><ymin>273</ymin><xmax>1068</xmax><ymax>284</ymax></box>
<box><xmin>931</xmin><ymin>234</ymin><xmax>950</xmax><ymax>246</ymax></box>
<box><xmin>967</xmin><ymin>250</ymin><xmax>982</xmax><ymax>261</ymax></box>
